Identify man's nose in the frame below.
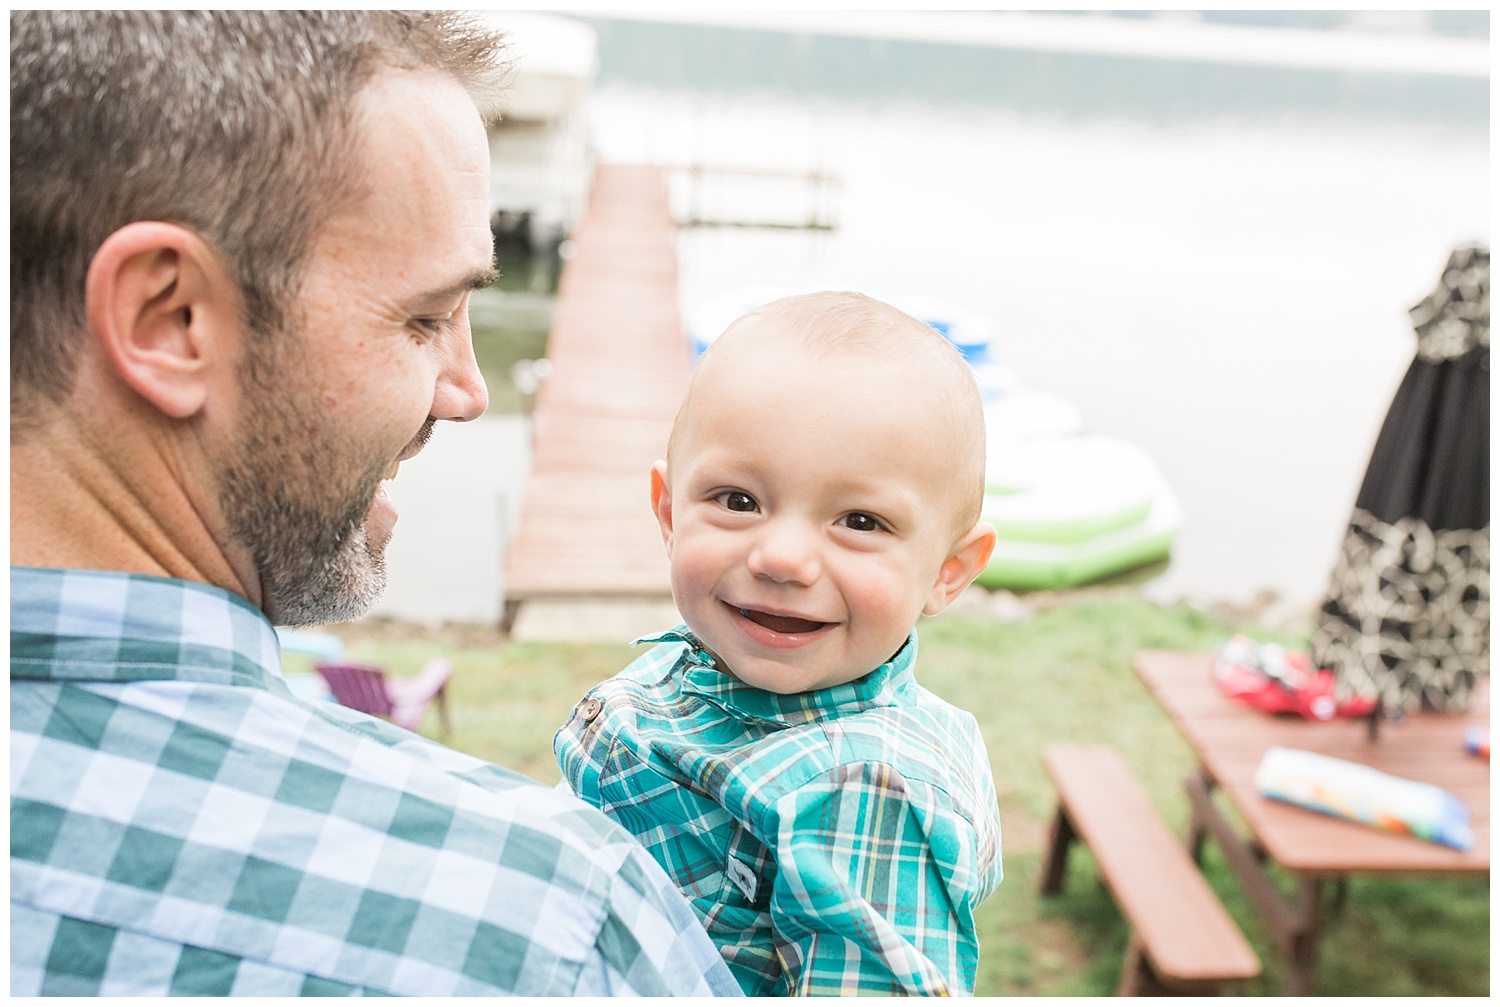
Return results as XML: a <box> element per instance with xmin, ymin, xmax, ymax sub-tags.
<box><xmin>747</xmin><ymin>517</ymin><xmax>820</xmax><ymax>586</ymax></box>
<box><xmin>432</xmin><ymin>322</ymin><xmax>489</xmax><ymax>422</ymax></box>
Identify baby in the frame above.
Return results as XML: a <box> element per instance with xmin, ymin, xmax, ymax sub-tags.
<box><xmin>555</xmin><ymin>291</ymin><xmax>1002</xmax><ymax>996</ymax></box>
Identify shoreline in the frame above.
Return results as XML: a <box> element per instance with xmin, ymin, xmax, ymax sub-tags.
<box><xmin>584</xmin><ymin>11</ymin><xmax>1488</xmax><ymax>79</ymax></box>
<box><xmin>325</xmin><ymin>579</ymin><xmax>1320</xmax><ymax>650</ymax></box>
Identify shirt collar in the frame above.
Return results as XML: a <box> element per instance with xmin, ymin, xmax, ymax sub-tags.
<box><xmin>633</xmin><ymin>624</ymin><xmax>918</xmax><ymax>727</ymax></box>
<box><xmin>11</xmin><ymin>566</ymin><xmax>286</xmax><ymax>689</ymax></box>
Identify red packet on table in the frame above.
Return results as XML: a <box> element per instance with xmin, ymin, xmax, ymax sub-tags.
<box><xmin>1213</xmin><ymin>635</ymin><xmax>1375</xmax><ymax>721</ymax></box>
<box><xmin>1253</xmin><ymin>746</ymin><xmax>1474</xmax><ymax>851</ymax></box>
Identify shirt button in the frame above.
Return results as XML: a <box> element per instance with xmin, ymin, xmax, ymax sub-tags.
<box><xmin>578</xmin><ymin>697</ymin><xmax>603</xmax><ymax>722</ymax></box>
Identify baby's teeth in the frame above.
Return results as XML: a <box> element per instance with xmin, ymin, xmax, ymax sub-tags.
<box><xmin>384</xmin><ymin>461</ymin><xmax>400</xmax><ymax>480</ymax></box>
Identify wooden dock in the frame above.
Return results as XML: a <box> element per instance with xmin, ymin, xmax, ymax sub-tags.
<box><xmin>503</xmin><ymin>165</ymin><xmax>688</xmax><ymax>628</ymax></box>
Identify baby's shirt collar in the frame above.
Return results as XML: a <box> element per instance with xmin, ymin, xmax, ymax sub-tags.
<box><xmin>632</xmin><ymin>625</ymin><xmax>918</xmax><ymax>727</ymax></box>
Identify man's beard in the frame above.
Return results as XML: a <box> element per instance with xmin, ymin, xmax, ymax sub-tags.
<box><xmin>217</xmin><ymin>334</ymin><xmax>425</xmax><ymax>627</ymax></box>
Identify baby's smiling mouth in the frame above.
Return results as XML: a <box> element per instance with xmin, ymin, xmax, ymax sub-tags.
<box><xmin>731</xmin><ymin>605</ymin><xmax>831</xmax><ymax>636</ymax></box>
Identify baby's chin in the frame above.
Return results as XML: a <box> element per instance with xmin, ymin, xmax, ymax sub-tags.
<box><xmin>710</xmin><ymin>651</ymin><xmax>876</xmax><ymax>696</ymax></box>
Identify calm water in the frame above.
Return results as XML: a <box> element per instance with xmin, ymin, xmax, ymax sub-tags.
<box><xmin>577</xmin><ymin>18</ymin><xmax>1488</xmax><ymax>607</ymax></box>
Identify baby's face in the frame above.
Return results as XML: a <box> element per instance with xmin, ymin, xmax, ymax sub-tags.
<box><xmin>654</xmin><ymin>339</ymin><xmax>974</xmax><ymax>694</ymax></box>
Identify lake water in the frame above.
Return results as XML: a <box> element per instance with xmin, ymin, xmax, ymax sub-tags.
<box><xmin>375</xmin><ymin>17</ymin><xmax>1488</xmax><ymax>625</ymax></box>
<box><xmin>583</xmin><ymin>18</ymin><xmax>1488</xmax><ymax>608</ymax></box>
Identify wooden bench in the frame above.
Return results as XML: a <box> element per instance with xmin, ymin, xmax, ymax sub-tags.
<box><xmin>1039</xmin><ymin>745</ymin><xmax>1261</xmax><ymax>995</ymax></box>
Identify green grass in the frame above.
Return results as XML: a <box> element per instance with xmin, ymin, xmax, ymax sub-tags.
<box><xmin>310</xmin><ymin>594</ymin><xmax>1489</xmax><ymax>996</ymax></box>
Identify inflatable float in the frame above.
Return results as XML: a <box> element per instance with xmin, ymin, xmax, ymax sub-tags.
<box><xmin>977</xmin><ymin>433</ymin><xmax>1182</xmax><ymax>590</ymax></box>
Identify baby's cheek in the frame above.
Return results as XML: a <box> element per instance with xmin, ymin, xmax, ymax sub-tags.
<box><xmin>848</xmin><ymin>566</ymin><xmax>925</xmax><ymax>635</ymax></box>
<box><xmin>668</xmin><ymin>538</ymin><xmax>727</xmax><ymax>620</ymax></box>
<box><xmin>669</xmin><ymin>542</ymin><xmax>708</xmax><ymax>590</ymax></box>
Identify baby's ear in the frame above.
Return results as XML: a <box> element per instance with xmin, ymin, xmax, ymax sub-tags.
<box><xmin>923</xmin><ymin>522</ymin><xmax>998</xmax><ymax>617</ymax></box>
<box><xmin>649</xmin><ymin>460</ymin><xmax>674</xmax><ymax>554</ymax></box>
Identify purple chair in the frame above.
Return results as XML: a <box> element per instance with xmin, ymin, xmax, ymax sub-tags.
<box><xmin>315</xmin><ymin>657</ymin><xmax>453</xmax><ymax>737</ymax></box>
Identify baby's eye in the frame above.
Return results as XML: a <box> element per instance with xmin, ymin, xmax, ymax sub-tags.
<box><xmin>717</xmin><ymin>491</ymin><xmax>758</xmax><ymax>513</ymax></box>
<box><xmin>840</xmin><ymin>512</ymin><xmax>885</xmax><ymax>533</ymax></box>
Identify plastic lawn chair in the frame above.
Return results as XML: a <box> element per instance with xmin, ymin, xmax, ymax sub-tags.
<box><xmin>315</xmin><ymin>657</ymin><xmax>453</xmax><ymax>737</ymax></box>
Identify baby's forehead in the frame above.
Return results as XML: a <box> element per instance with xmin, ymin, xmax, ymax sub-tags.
<box><xmin>689</xmin><ymin>328</ymin><xmax>978</xmax><ymax>454</ymax></box>
<box><xmin>704</xmin><ymin>308</ymin><xmax>961</xmax><ymax>385</ymax></box>
<box><xmin>688</xmin><ymin>306</ymin><xmax>977</xmax><ymax>434</ymax></box>
<box><xmin>673</xmin><ymin>294</ymin><xmax>988</xmax><ymax>505</ymax></box>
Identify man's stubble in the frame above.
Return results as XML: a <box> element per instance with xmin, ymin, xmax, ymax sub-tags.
<box><xmin>217</xmin><ymin>328</ymin><xmax>431</xmax><ymax>627</ymax></box>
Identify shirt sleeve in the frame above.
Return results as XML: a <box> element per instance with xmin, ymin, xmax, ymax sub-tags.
<box><xmin>570</xmin><ymin>824</ymin><xmax>744</xmax><ymax>997</ymax></box>
<box><xmin>765</xmin><ymin>761</ymin><xmax>980</xmax><ymax>996</ymax></box>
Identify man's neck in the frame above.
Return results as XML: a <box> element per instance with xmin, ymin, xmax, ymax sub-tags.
<box><xmin>10</xmin><ymin>415</ymin><xmax>260</xmax><ymax>607</ymax></box>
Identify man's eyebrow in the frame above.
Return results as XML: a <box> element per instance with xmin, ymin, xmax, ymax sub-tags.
<box><xmin>413</xmin><ymin>267</ymin><xmax>500</xmax><ymax>306</ymax></box>
<box><xmin>468</xmin><ymin>267</ymin><xmax>501</xmax><ymax>291</ymax></box>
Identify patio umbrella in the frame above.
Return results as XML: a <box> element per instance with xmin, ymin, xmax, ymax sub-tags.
<box><xmin>1312</xmin><ymin>244</ymin><xmax>1489</xmax><ymax>720</ymax></box>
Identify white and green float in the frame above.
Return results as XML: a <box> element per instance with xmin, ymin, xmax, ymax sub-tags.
<box><xmin>686</xmin><ymin>289</ymin><xmax>1181</xmax><ymax>591</ymax></box>
<box><xmin>977</xmin><ymin>427</ymin><xmax>1181</xmax><ymax>590</ymax></box>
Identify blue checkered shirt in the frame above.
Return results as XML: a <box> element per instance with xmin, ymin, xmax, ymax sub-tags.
<box><xmin>10</xmin><ymin>567</ymin><xmax>741</xmax><ymax>997</ymax></box>
<box><xmin>555</xmin><ymin>626</ymin><xmax>1003</xmax><ymax>996</ymax></box>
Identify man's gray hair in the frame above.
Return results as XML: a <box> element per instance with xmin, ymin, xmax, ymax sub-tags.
<box><xmin>10</xmin><ymin>11</ymin><xmax>509</xmax><ymax>420</ymax></box>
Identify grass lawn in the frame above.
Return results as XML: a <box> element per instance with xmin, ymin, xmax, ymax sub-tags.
<box><xmin>305</xmin><ymin>592</ymin><xmax>1490</xmax><ymax>996</ymax></box>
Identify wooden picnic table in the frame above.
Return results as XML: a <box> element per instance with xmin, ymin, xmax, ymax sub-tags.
<box><xmin>1133</xmin><ymin>651</ymin><xmax>1489</xmax><ymax>996</ymax></box>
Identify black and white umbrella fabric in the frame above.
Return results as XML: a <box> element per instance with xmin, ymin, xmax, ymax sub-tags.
<box><xmin>1312</xmin><ymin>244</ymin><xmax>1489</xmax><ymax>717</ymax></box>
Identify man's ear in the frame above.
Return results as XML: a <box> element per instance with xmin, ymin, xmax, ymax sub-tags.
<box><xmin>923</xmin><ymin>522</ymin><xmax>998</xmax><ymax>617</ymax></box>
<box><xmin>649</xmin><ymin>460</ymin><xmax>674</xmax><ymax>555</ymax></box>
<box><xmin>84</xmin><ymin>222</ymin><xmax>239</xmax><ymax>419</ymax></box>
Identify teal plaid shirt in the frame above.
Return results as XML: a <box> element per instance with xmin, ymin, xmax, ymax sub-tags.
<box><xmin>10</xmin><ymin>567</ymin><xmax>740</xmax><ymax>997</ymax></box>
<box><xmin>554</xmin><ymin>626</ymin><xmax>1003</xmax><ymax>996</ymax></box>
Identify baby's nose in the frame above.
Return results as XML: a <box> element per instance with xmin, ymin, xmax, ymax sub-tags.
<box><xmin>747</xmin><ymin>519</ymin><xmax>820</xmax><ymax>586</ymax></box>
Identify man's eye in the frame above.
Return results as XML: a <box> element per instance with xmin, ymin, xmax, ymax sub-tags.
<box><xmin>412</xmin><ymin>317</ymin><xmax>454</xmax><ymax>339</ymax></box>
<box><xmin>718</xmin><ymin>491</ymin><xmax>758</xmax><ymax>513</ymax></box>
<box><xmin>412</xmin><ymin>302</ymin><xmax>467</xmax><ymax>340</ymax></box>
<box><xmin>840</xmin><ymin>512</ymin><xmax>884</xmax><ymax>533</ymax></box>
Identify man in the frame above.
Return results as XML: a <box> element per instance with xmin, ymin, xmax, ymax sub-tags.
<box><xmin>10</xmin><ymin>12</ymin><xmax>739</xmax><ymax>996</ymax></box>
